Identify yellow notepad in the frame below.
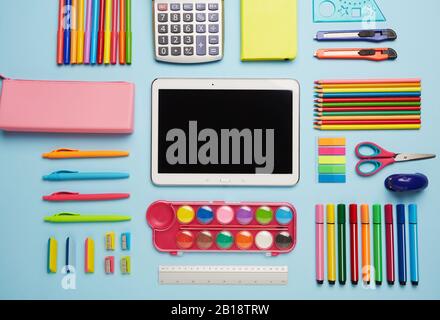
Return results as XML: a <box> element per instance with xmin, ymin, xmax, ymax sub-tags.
<box><xmin>241</xmin><ymin>0</ymin><xmax>298</xmax><ymax>61</ymax></box>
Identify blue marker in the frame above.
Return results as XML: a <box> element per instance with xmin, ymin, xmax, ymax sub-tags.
<box><xmin>63</xmin><ymin>0</ymin><xmax>72</xmax><ymax>64</ymax></box>
<box><xmin>43</xmin><ymin>170</ymin><xmax>129</xmax><ymax>181</ymax></box>
<box><xmin>408</xmin><ymin>204</ymin><xmax>419</xmax><ymax>285</ymax></box>
<box><xmin>90</xmin><ymin>0</ymin><xmax>100</xmax><ymax>64</ymax></box>
<box><xmin>396</xmin><ymin>204</ymin><xmax>407</xmax><ymax>285</ymax></box>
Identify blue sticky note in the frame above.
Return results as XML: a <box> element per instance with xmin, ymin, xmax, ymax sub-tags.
<box><xmin>319</xmin><ymin>174</ymin><xmax>346</xmax><ymax>183</ymax></box>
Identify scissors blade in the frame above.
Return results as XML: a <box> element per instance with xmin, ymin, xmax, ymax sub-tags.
<box><xmin>394</xmin><ymin>153</ymin><xmax>436</xmax><ymax>162</ymax></box>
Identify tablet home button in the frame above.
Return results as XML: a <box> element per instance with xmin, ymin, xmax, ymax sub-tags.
<box><xmin>220</xmin><ymin>178</ymin><xmax>230</xmax><ymax>183</ymax></box>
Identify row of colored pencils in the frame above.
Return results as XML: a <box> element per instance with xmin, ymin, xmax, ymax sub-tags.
<box><xmin>314</xmin><ymin>79</ymin><xmax>422</xmax><ymax>130</ymax></box>
<box><xmin>57</xmin><ymin>0</ymin><xmax>132</xmax><ymax>65</ymax></box>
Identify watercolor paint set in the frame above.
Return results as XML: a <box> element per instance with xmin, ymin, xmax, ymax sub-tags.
<box><xmin>146</xmin><ymin>201</ymin><xmax>297</xmax><ymax>256</ymax></box>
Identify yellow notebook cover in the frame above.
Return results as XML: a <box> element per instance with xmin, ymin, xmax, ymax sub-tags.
<box><xmin>241</xmin><ymin>0</ymin><xmax>298</xmax><ymax>61</ymax></box>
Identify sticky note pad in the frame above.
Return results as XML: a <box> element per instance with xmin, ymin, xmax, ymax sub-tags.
<box><xmin>319</xmin><ymin>156</ymin><xmax>346</xmax><ymax>165</ymax></box>
<box><xmin>319</xmin><ymin>165</ymin><xmax>346</xmax><ymax>174</ymax></box>
<box><xmin>318</xmin><ymin>137</ymin><xmax>346</xmax><ymax>146</ymax></box>
<box><xmin>241</xmin><ymin>0</ymin><xmax>298</xmax><ymax>61</ymax></box>
<box><xmin>319</xmin><ymin>174</ymin><xmax>347</xmax><ymax>183</ymax></box>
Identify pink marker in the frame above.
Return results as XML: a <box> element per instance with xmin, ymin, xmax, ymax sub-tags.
<box><xmin>316</xmin><ymin>204</ymin><xmax>325</xmax><ymax>284</ymax></box>
<box><xmin>84</xmin><ymin>0</ymin><xmax>92</xmax><ymax>63</ymax></box>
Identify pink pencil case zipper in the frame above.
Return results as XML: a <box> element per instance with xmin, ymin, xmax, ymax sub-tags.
<box><xmin>0</xmin><ymin>74</ymin><xmax>134</xmax><ymax>134</ymax></box>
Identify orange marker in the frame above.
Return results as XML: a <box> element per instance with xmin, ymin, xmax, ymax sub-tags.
<box><xmin>119</xmin><ymin>0</ymin><xmax>126</xmax><ymax>64</ymax></box>
<box><xmin>314</xmin><ymin>48</ymin><xmax>398</xmax><ymax>61</ymax></box>
<box><xmin>361</xmin><ymin>204</ymin><xmax>371</xmax><ymax>283</ymax></box>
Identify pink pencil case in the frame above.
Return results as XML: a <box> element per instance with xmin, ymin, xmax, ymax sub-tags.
<box><xmin>0</xmin><ymin>74</ymin><xmax>134</xmax><ymax>133</ymax></box>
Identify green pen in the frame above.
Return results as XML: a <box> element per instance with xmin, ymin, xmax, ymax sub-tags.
<box><xmin>44</xmin><ymin>212</ymin><xmax>131</xmax><ymax>223</ymax></box>
<box><xmin>337</xmin><ymin>204</ymin><xmax>347</xmax><ymax>285</ymax></box>
<box><xmin>373</xmin><ymin>204</ymin><xmax>383</xmax><ymax>285</ymax></box>
<box><xmin>126</xmin><ymin>0</ymin><xmax>132</xmax><ymax>64</ymax></box>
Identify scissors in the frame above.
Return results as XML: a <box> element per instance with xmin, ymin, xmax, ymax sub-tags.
<box><xmin>355</xmin><ymin>142</ymin><xmax>436</xmax><ymax>177</ymax></box>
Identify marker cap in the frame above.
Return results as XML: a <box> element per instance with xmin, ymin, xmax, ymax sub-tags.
<box><xmin>361</xmin><ymin>204</ymin><xmax>369</xmax><ymax>223</ymax></box>
<box><xmin>373</xmin><ymin>204</ymin><xmax>382</xmax><ymax>224</ymax></box>
<box><xmin>385</xmin><ymin>204</ymin><xmax>393</xmax><ymax>224</ymax></box>
<box><xmin>409</xmin><ymin>204</ymin><xmax>417</xmax><ymax>224</ymax></box>
<box><xmin>397</xmin><ymin>204</ymin><xmax>405</xmax><ymax>224</ymax></box>
<box><xmin>315</xmin><ymin>205</ymin><xmax>324</xmax><ymax>223</ymax></box>
<box><xmin>349</xmin><ymin>204</ymin><xmax>357</xmax><ymax>223</ymax></box>
<box><xmin>326</xmin><ymin>204</ymin><xmax>335</xmax><ymax>223</ymax></box>
<box><xmin>337</xmin><ymin>204</ymin><xmax>346</xmax><ymax>223</ymax></box>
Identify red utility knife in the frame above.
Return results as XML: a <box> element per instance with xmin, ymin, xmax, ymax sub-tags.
<box><xmin>315</xmin><ymin>48</ymin><xmax>398</xmax><ymax>61</ymax></box>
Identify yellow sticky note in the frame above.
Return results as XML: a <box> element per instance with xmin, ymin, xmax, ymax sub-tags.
<box><xmin>319</xmin><ymin>156</ymin><xmax>346</xmax><ymax>165</ymax></box>
<box><xmin>241</xmin><ymin>0</ymin><xmax>298</xmax><ymax>61</ymax></box>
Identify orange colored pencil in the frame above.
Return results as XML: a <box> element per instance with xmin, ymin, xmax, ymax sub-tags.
<box><xmin>119</xmin><ymin>0</ymin><xmax>126</xmax><ymax>64</ymax></box>
<box><xmin>361</xmin><ymin>205</ymin><xmax>371</xmax><ymax>284</ymax></box>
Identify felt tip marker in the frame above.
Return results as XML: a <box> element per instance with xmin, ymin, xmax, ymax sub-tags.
<box><xmin>327</xmin><ymin>204</ymin><xmax>336</xmax><ymax>285</ymax></box>
<box><xmin>396</xmin><ymin>204</ymin><xmax>407</xmax><ymax>285</ymax></box>
<box><xmin>97</xmin><ymin>0</ymin><xmax>105</xmax><ymax>64</ymax></box>
<box><xmin>110</xmin><ymin>0</ymin><xmax>118</xmax><ymax>64</ymax></box>
<box><xmin>90</xmin><ymin>0</ymin><xmax>100</xmax><ymax>64</ymax></box>
<box><xmin>57</xmin><ymin>0</ymin><xmax>65</xmax><ymax>64</ymax></box>
<box><xmin>125</xmin><ymin>0</ymin><xmax>132</xmax><ymax>64</ymax></box>
<box><xmin>316</xmin><ymin>205</ymin><xmax>325</xmax><ymax>285</ymax></box>
<box><xmin>385</xmin><ymin>204</ymin><xmax>395</xmax><ymax>285</ymax></box>
<box><xmin>76</xmin><ymin>0</ymin><xmax>85</xmax><ymax>63</ymax></box>
<box><xmin>373</xmin><ymin>204</ymin><xmax>383</xmax><ymax>285</ymax></box>
<box><xmin>63</xmin><ymin>0</ymin><xmax>72</xmax><ymax>65</ymax></box>
<box><xmin>70</xmin><ymin>0</ymin><xmax>78</xmax><ymax>64</ymax></box>
<box><xmin>361</xmin><ymin>204</ymin><xmax>371</xmax><ymax>284</ymax></box>
<box><xmin>349</xmin><ymin>204</ymin><xmax>359</xmax><ymax>285</ymax></box>
<box><xmin>84</xmin><ymin>0</ymin><xmax>92</xmax><ymax>63</ymax></box>
<box><xmin>337</xmin><ymin>204</ymin><xmax>347</xmax><ymax>285</ymax></box>
<box><xmin>103</xmin><ymin>0</ymin><xmax>112</xmax><ymax>64</ymax></box>
<box><xmin>119</xmin><ymin>0</ymin><xmax>126</xmax><ymax>64</ymax></box>
<box><xmin>408</xmin><ymin>204</ymin><xmax>419</xmax><ymax>285</ymax></box>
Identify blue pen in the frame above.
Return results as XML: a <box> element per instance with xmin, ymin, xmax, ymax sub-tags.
<box><xmin>90</xmin><ymin>0</ymin><xmax>100</xmax><ymax>64</ymax></box>
<box><xmin>396</xmin><ymin>204</ymin><xmax>407</xmax><ymax>285</ymax></box>
<box><xmin>63</xmin><ymin>0</ymin><xmax>72</xmax><ymax>64</ymax></box>
<box><xmin>43</xmin><ymin>170</ymin><xmax>129</xmax><ymax>181</ymax></box>
<box><xmin>408</xmin><ymin>204</ymin><xmax>419</xmax><ymax>285</ymax></box>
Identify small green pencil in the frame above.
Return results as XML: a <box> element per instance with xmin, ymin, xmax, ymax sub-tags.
<box><xmin>373</xmin><ymin>204</ymin><xmax>383</xmax><ymax>285</ymax></box>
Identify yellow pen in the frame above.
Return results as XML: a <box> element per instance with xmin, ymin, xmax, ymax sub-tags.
<box><xmin>70</xmin><ymin>0</ymin><xmax>78</xmax><ymax>64</ymax></box>
<box><xmin>42</xmin><ymin>148</ymin><xmax>129</xmax><ymax>159</ymax></box>
<box><xmin>104</xmin><ymin>0</ymin><xmax>112</xmax><ymax>64</ymax></box>
<box><xmin>327</xmin><ymin>204</ymin><xmax>336</xmax><ymax>285</ymax></box>
<box><xmin>77</xmin><ymin>0</ymin><xmax>85</xmax><ymax>63</ymax></box>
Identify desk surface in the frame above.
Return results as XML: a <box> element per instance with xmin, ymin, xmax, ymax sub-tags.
<box><xmin>1</xmin><ymin>0</ymin><xmax>439</xmax><ymax>299</ymax></box>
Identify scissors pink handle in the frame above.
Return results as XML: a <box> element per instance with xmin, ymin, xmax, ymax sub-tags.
<box><xmin>355</xmin><ymin>142</ymin><xmax>397</xmax><ymax>177</ymax></box>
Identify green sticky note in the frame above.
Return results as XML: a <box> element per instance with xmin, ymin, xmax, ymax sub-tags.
<box><xmin>319</xmin><ymin>165</ymin><xmax>346</xmax><ymax>174</ymax></box>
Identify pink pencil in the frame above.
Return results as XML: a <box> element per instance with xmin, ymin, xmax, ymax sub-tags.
<box><xmin>315</xmin><ymin>79</ymin><xmax>421</xmax><ymax>85</ymax></box>
<box><xmin>316</xmin><ymin>205</ymin><xmax>325</xmax><ymax>284</ymax></box>
<box><xmin>110</xmin><ymin>0</ymin><xmax>118</xmax><ymax>64</ymax></box>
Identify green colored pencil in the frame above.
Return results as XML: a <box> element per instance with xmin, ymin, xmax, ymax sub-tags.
<box><xmin>315</xmin><ymin>111</ymin><xmax>422</xmax><ymax>117</ymax></box>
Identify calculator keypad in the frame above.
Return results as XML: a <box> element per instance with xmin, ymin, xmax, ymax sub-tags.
<box><xmin>155</xmin><ymin>1</ymin><xmax>223</xmax><ymax>63</ymax></box>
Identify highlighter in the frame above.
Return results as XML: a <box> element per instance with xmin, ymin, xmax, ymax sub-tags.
<box><xmin>408</xmin><ymin>204</ymin><xmax>419</xmax><ymax>285</ymax></box>
<box><xmin>337</xmin><ymin>204</ymin><xmax>346</xmax><ymax>285</ymax></box>
<box><xmin>373</xmin><ymin>204</ymin><xmax>383</xmax><ymax>285</ymax></box>
<box><xmin>361</xmin><ymin>204</ymin><xmax>371</xmax><ymax>284</ymax></box>
<box><xmin>327</xmin><ymin>204</ymin><xmax>336</xmax><ymax>285</ymax></box>
<box><xmin>396</xmin><ymin>204</ymin><xmax>407</xmax><ymax>285</ymax></box>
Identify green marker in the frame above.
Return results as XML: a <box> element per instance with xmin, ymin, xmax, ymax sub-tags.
<box><xmin>373</xmin><ymin>204</ymin><xmax>383</xmax><ymax>285</ymax></box>
<box><xmin>126</xmin><ymin>0</ymin><xmax>132</xmax><ymax>64</ymax></box>
<box><xmin>44</xmin><ymin>212</ymin><xmax>131</xmax><ymax>223</ymax></box>
<box><xmin>337</xmin><ymin>204</ymin><xmax>347</xmax><ymax>285</ymax></box>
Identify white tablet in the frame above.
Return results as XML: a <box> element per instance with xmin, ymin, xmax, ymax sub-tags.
<box><xmin>151</xmin><ymin>78</ymin><xmax>300</xmax><ymax>186</ymax></box>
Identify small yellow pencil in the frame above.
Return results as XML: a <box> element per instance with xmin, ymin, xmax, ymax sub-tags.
<box><xmin>315</xmin><ymin>124</ymin><xmax>421</xmax><ymax>131</ymax></box>
<box><xmin>104</xmin><ymin>0</ymin><xmax>112</xmax><ymax>64</ymax></box>
<box><xmin>327</xmin><ymin>204</ymin><xmax>336</xmax><ymax>285</ymax></box>
<box><xmin>77</xmin><ymin>0</ymin><xmax>85</xmax><ymax>63</ymax></box>
<box><xmin>70</xmin><ymin>0</ymin><xmax>78</xmax><ymax>64</ymax></box>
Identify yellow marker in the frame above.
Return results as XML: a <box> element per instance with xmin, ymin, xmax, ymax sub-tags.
<box><xmin>318</xmin><ymin>156</ymin><xmax>346</xmax><ymax>165</ymax></box>
<box><xmin>85</xmin><ymin>237</ymin><xmax>95</xmax><ymax>273</ymax></box>
<box><xmin>70</xmin><ymin>0</ymin><xmax>78</xmax><ymax>64</ymax></box>
<box><xmin>47</xmin><ymin>237</ymin><xmax>58</xmax><ymax>273</ymax></box>
<box><xmin>315</xmin><ymin>124</ymin><xmax>421</xmax><ymax>131</ymax></box>
<box><xmin>121</xmin><ymin>256</ymin><xmax>131</xmax><ymax>274</ymax></box>
<box><xmin>327</xmin><ymin>204</ymin><xmax>336</xmax><ymax>284</ymax></box>
<box><xmin>105</xmin><ymin>231</ymin><xmax>115</xmax><ymax>250</ymax></box>
<box><xmin>104</xmin><ymin>0</ymin><xmax>112</xmax><ymax>64</ymax></box>
<box><xmin>177</xmin><ymin>206</ymin><xmax>195</xmax><ymax>224</ymax></box>
<box><xmin>76</xmin><ymin>0</ymin><xmax>85</xmax><ymax>63</ymax></box>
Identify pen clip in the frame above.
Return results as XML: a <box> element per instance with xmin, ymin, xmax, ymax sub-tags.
<box><xmin>51</xmin><ymin>148</ymin><xmax>80</xmax><ymax>153</ymax></box>
<box><xmin>52</xmin><ymin>170</ymin><xmax>79</xmax><ymax>174</ymax></box>
<box><xmin>51</xmin><ymin>191</ymin><xmax>80</xmax><ymax>196</ymax></box>
<box><xmin>53</xmin><ymin>212</ymin><xmax>80</xmax><ymax>217</ymax></box>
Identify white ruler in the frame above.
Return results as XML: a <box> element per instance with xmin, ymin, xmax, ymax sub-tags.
<box><xmin>159</xmin><ymin>265</ymin><xmax>288</xmax><ymax>285</ymax></box>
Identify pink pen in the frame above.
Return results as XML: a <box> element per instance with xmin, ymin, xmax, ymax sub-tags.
<box><xmin>110</xmin><ymin>0</ymin><xmax>118</xmax><ymax>64</ymax></box>
<box><xmin>84</xmin><ymin>0</ymin><xmax>92</xmax><ymax>63</ymax></box>
<box><xmin>316</xmin><ymin>204</ymin><xmax>325</xmax><ymax>284</ymax></box>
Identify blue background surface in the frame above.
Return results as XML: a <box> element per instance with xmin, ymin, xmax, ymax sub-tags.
<box><xmin>1</xmin><ymin>0</ymin><xmax>439</xmax><ymax>300</ymax></box>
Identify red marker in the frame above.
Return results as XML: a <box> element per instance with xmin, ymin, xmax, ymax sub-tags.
<box><xmin>110</xmin><ymin>0</ymin><xmax>118</xmax><ymax>64</ymax></box>
<box><xmin>43</xmin><ymin>192</ymin><xmax>130</xmax><ymax>202</ymax></box>
<box><xmin>97</xmin><ymin>0</ymin><xmax>105</xmax><ymax>64</ymax></box>
<box><xmin>349</xmin><ymin>204</ymin><xmax>359</xmax><ymax>285</ymax></box>
<box><xmin>385</xmin><ymin>204</ymin><xmax>395</xmax><ymax>285</ymax></box>
<box><xmin>57</xmin><ymin>0</ymin><xmax>65</xmax><ymax>64</ymax></box>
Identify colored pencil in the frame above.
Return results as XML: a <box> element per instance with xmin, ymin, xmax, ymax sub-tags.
<box><xmin>316</xmin><ymin>92</ymin><xmax>422</xmax><ymax>98</ymax></box>
<box><xmin>90</xmin><ymin>0</ymin><xmax>99</xmax><ymax>64</ymax></box>
<box><xmin>315</xmin><ymin>97</ymin><xmax>421</xmax><ymax>103</ymax></box>
<box><xmin>77</xmin><ymin>0</ymin><xmax>85</xmax><ymax>63</ymax></box>
<box><xmin>110</xmin><ymin>0</ymin><xmax>118</xmax><ymax>64</ymax></box>
<box><xmin>315</xmin><ymin>120</ymin><xmax>421</xmax><ymax>126</ymax></box>
<box><xmin>84</xmin><ymin>0</ymin><xmax>92</xmax><ymax>63</ymax></box>
<box><xmin>316</xmin><ymin>115</ymin><xmax>421</xmax><ymax>121</ymax></box>
<box><xmin>70</xmin><ymin>0</ymin><xmax>78</xmax><ymax>64</ymax></box>
<box><xmin>315</xmin><ymin>83</ymin><xmax>421</xmax><ymax>89</ymax></box>
<box><xmin>57</xmin><ymin>0</ymin><xmax>65</xmax><ymax>64</ymax></box>
<box><xmin>97</xmin><ymin>0</ymin><xmax>105</xmax><ymax>64</ymax></box>
<box><xmin>315</xmin><ymin>107</ymin><xmax>421</xmax><ymax>113</ymax></box>
<box><xmin>315</xmin><ymin>124</ymin><xmax>421</xmax><ymax>131</ymax></box>
<box><xmin>316</xmin><ymin>111</ymin><xmax>421</xmax><ymax>117</ymax></box>
<box><xmin>119</xmin><ymin>0</ymin><xmax>126</xmax><ymax>64</ymax></box>
<box><xmin>315</xmin><ymin>102</ymin><xmax>421</xmax><ymax>107</ymax></box>
<box><xmin>126</xmin><ymin>0</ymin><xmax>132</xmax><ymax>64</ymax></box>
<box><xmin>315</xmin><ymin>79</ymin><xmax>422</xmax><ymax>85</ymax></box>
<box><xmin>103</xmin><ymin>0</ymin><xmax>112</xmax><ymax>64</ymax></box>
<box><xmin>316</xmin><ymin>88</ymin><xmax>421</xmax><ymax>94</ymax></box>
<box><xmin>63</xmin><ymin>0</ymin><xmax>72</xmax><ymax>65</ymax></box>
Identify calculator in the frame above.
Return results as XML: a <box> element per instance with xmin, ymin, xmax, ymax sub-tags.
<box><xmin>153</xmin><ymin>0</ymin><xmax>224</xmax><ymax>63</ymax></box>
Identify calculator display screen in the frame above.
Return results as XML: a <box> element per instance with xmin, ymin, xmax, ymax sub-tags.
<box><xmin>158</xmin><ymin>89</ymin><xmax>294</xmax><ymax>174</ymax></box>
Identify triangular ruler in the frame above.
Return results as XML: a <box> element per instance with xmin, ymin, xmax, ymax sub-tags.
<box><xmin>313</xmin><ymin>0</ymin><xmax>386</xmax><ymax>23</ymax></box>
